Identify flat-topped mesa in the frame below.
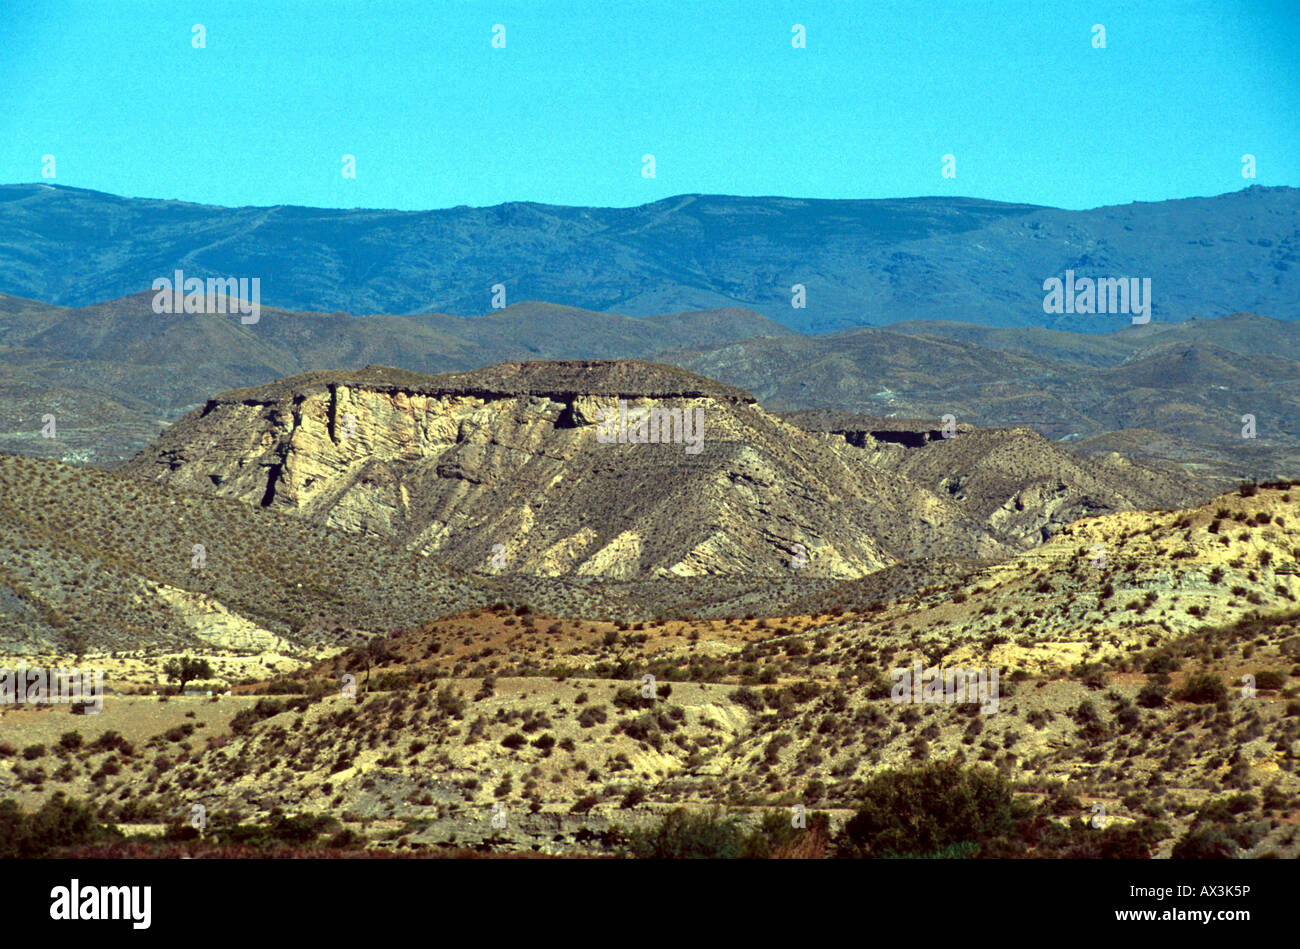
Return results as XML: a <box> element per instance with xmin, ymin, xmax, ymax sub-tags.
<box><xmin>214</xmin><ymin>360</ymin><xmax>758</xmax><ymax>407</ymax></box>
<box><xmin>780</xmin><ymin>410</ymin><xmax>976</xmax><ymax>448</ymax></box>
<box><xmin>123</xmin><ymin>360</ymin><xmax>1027</xmax><ymax>580</ymax></box>
<box><xmin>122</xmin><ymin>359</ymin><xmax>1195</xmax><ymax>581</ymax></box>
<box><xmin>133</xmin><ymin>363</ymin><xmax>759</xmax><ymax>507</ymax></box>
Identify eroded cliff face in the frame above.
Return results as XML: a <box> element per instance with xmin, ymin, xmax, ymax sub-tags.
<box><xmin>125</xmin><ymin>362</ymin><xmax>1015</xmax><ymax>579</ymax></box>
<box><xmin>781</xmin><ymin>413</ymin><xmax>1210</xmax><ymax>551</ymax></box>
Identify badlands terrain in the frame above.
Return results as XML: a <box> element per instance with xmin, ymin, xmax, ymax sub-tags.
<box><xmin>1</xmin><ymin>360</ymin><xmax>1298</xmax><ymax>858</ymax></box>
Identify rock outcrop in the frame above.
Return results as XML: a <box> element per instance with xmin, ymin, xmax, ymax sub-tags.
<box><xmin>125</xmin><ymin>361</ymin><xmax>1022</xmax><ymax>579</ymax></box>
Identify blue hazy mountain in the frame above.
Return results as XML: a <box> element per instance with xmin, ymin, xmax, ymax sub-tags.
<box><xmin>1</xmin><ymin>183</ymin><xmax>1294</xmax><ymax>333</ymax></box>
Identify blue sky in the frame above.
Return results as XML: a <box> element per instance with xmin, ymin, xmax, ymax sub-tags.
<box><xmin>1</xmin><ymin>0</ymin><xmax>1296</xmax><ymax>211</ymax></box>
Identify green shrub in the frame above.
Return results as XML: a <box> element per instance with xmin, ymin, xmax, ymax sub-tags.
<box><xmin>1174</xmin><ymin>674</ymin><xmax>1228</xmax><ymax>704</ymax></box>
<box><xmin>91</xmin><ymin>730</ymin><xmax>129</xmax><ymax>752</ymax></box>
<box><xmin>1171</xmin><ymin>826</ymin><xmax>1239</xmax><ymax>859</ymax></box>
<box><xmin>1035</xmin><ymin>817</ymin><xmax>1170</xmax><ymax>858</ymax></box>
<box><xmin>230</xmin><ymin>697</ymin><xmax>287</xmax><ymax>735</ymax></box>
<box><xmin>620</xmin><ymin>785</ymin><xmax>648</xmax><ymax>808</ymax></box>
<box><xmin>627</xmin><ymin>807</ymin><xmax>742</xmax><ymax>859</ymax></box>
<box><xmin>738</xmin><ymin>809</ymin><xmax>830</xmax><ymax>858</ymax></box>
<box><xmin>1095</xmin><ymin>822</ymin><xmax>1168</xmax><ymax>859</ymax></box>
<box><xmin>835</xmin><ymin>760</ymin><xmax>1022</xmax><ymax>858</ymax></box>
<box><xmin>267</xmin><ymin>812</ymin><xmax>339</xmax><ymax>844</ymax></box>
<box><xmin>327</xmin><ymin>828</ymin><xmax>367</xmax><ymax>849</ymax></box>
<box><xmin>729</xmin><ymin>686</ymin><xmax>767</xmax><ymax>713</ymax></box>
<box><xmin>0</xmin><ymin>793</ymin><xmax>121</xmax><ymax>857</ymax></box>
<box><xmin>1143</xmin><ymin>653</ymin><xmax>1180</xmax><ymax>674</ymax></box>
<box><xmin>1136</xmin><ymin>685</ymin><xmax>1168</xmax><ymax>708</ymax></box>
<box><xmin>1253</xmin><ymin>670</ymin><xmax>1288</xmax><ymax>691</ymax></box>
<box><xmin>1196</xmin><ymin>795</ymin><xmax>1256</xmax><ymax>822</ymax></box>
<box><xmin>613</xmin><ymin>687</ymin><xmax>652</xmax><ymax>711</ymax></box>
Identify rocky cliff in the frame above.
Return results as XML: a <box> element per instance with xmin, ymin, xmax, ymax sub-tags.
<box><xmin>124</xmin><ymin>362</ymin><xmax>1034</xmax><ymax>579</ymax></box>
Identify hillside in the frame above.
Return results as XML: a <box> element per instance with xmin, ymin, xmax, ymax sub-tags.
<box><xmin>782</xmin><ymin>413</ymin><xmax>1209</xmax><ymax>541</ymax></box>
<box><xmin>0</xmin><ymin>452</ymin><xmax>638</xmax><ymax>654</ymax></box>
<box><xmin>3</xmin><ymin>483</ymin><xmax>1297</xmax><ymax>858</ymax></box>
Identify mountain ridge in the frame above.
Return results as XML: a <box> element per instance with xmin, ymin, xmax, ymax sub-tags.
<box><xmin>2</xmin><ymin>183</ymin><xmax>1294</xmax><ymax>333</ymax></box>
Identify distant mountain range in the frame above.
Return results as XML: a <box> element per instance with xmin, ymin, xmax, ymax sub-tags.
<box><xmin>1</xmin><ymin>290</ymin><xmax>1296</xmax><ymax>484</ymax></box>
<box><xmin>1</xmin><ymin>183</ymin><xmax>1295</xmax><ymax>333</ymax></box>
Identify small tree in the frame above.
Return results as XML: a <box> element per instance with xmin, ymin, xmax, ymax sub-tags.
<box><xmin>62</xmin><ymin>630</ymin><xmax>89</xmax><ymax>664</ymax></box>
<box><xmin>350</xmin><ymin>638</ymin><xmax>396</xmax><ymax>691</ymax></box>
<box><xmin>163</xmin><ymin>656</ymin><xmax>214</xmax><ymax>695</ymax></box>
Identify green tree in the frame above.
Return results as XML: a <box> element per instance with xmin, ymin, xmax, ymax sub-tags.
<box><xmin>163</xmin><ymin>656</ymin><xmax>214</xmax><ymax>695</ymax></box>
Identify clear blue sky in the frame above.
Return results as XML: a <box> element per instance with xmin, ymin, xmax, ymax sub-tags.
<box><xmin>1</xmin><ymin>0</ymin><xmax>1296</xmax><ymax>211</ymax></box>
